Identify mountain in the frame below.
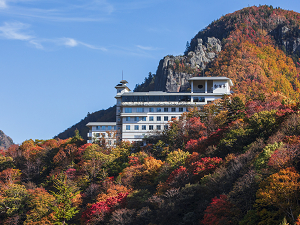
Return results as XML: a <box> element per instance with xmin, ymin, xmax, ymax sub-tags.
<box><xmin>3</xmin><ymin>6</ymin><xmax>300</xmax><ymax>225</ymax></box>
<box><xmin>54</xmin><ymin>106</ymin><xmax>116</xmax><ymax>140</ymax></box>
<box><xmin>136</xmin><ymin>5</ymin><xmax>300</xmax><ymax>101</ymax></box>
<box><xmin>58</xmin><ymin>5</ymin><xmax>300</xmax><ymax>139</ymax></box>
<box><xmin>0</xmin><ymin>130</ymin><xmax>14</xmax><ymax>150</ymax></box>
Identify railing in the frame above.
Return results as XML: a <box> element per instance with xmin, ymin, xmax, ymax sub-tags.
<box><xmin>193</xmin><ymin>90</ymin><xmax>213</xmax><ymax>93</ymax></box>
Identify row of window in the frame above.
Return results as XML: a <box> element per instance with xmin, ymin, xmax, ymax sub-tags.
<box><xmin>124</xmin><ymin>107</ymin><xmax>186</xmax><ymax>113</ymax></box>
<box><xmin>94</xmin><ymin>132</ymin><xmax>114</xmax><ymax>138</ymax></box>
<box><xmin>122</xmin><ymin>95</ymin><xmax>191</xmax><ymax>102</ymax></box>
<box><xmin>125</xmin><ymin>116</ymin><xmax>177</xmax><ymax>122</ymax></box>
<box><xmin>95</xmin><ymin>126</ymin><xmax>116</xmax><ymax>130</ymax></box>
<box><xmin>125</xmin><ymin>125</ymin><xmax>168</xmax><ymax>131</ymax></box>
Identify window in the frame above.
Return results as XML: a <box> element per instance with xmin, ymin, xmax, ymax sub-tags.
<box><xmin>164</xmin><ymin>108</ymin><xmax>168</xmax><ymax>112</ymax></box>
<box><xmin>107</xmin><ymin>126</ymin><xmax>112</xmax><ymax>130</ymax></box>
<box><xmin>134</xmin><ymin>125</ymin><xmax>139</xmax><ymax>130</ymax></box>
<box><xmin>171</xmin><ymin>116</ymin><xmax>176</xmax><ymax>119</ymax></box>
<box><xmin>157</xmin><ymin>125</ymin><xmax>161</xmax><ymax>130</ymax></box>
<box><xmin>134</xmin><ymin>117</ymin><xmax>139</xmax><ymax>121</ymax></box>
<box><xmin>101</xmin><ymin>126</ymin><xmax>106</xmax><ymax>130</ymax></box>
<box><xmin>149</xmin><ymin>108</ymin><xmax>154</xmax><ymax>112</ymax></box>
<box><xmin>142</xmin><ymin>117</ymin><xmax>146</xmax><ymax>121</ymax></box>
<box><xmin>95</xmin><ymin>133</ymin><xmax>100</xmax><ymax>137</ymax></box>
<box><xmin>193</xmin><ymin>97</ymin><xmax>205</xmax><ymax>102</ymax></box>
<box><xmin>118</xmin><ymin>118</ymin><xmax>121</xmax><ymax>121</ymax></box>
<box><xmin>108</xmin><ymin>140</ymin><xmax>111</xmax><ymax>145</ymax></box>
<box><xmin>149</xmin><ymin>116</ymin><xmax>154</xmax><ymax>121</ymax></box>
<box><xmin>114</xmin><ymin>126</ymin><xmax>116</xmax><ymax>130</ymax></box>
<box><xmin>171</xmin><ymin>108</ymin><xmax>176</xmax><ymax>112</ymax></box>
<box><xmin>136</xmin><ymin>108</ymin><xmax>144</xmax><ymax>112</ymax></box>
<box><xmin>142</xmin><ymin>125</ymin><xmax>146</xmax><ymax>130</ymax></box>
<box><xmin>102</xmin><ymin>133</ymin><xmax>105</xmax><ymax>137</ymax></box>
<box><xmin>157</xmin><ymin>116</ymin><xmax>161</xmax><ymax>121</ymax></box>
<box><xmin>179</xmin><ymin>107</ymin><xmax>183</xmax><ymax>112</ymax></box>
<box><xmin>157</xmin><ymin>108</ymin><xmax>161</xmax><ymax>112</ymax></box>
<box><xmin>125</xmin><ymin>108</ymin><xmax>132</xmax><ymax>113</ymax></box>
<box><xmin>164</xmin><ymin>116</ymin><xmax>168</xmax><ymax>121</ymax></box>
<box><xmin>96</xmin><ymin>126</ymin><xmax>100</xmax><ymax>130</ymax></box>
<box><xmin>126</xmin><ymin>125</ymin><xmax>130</xmax><ymax>130</ymax></box>
<box><xmin>164</xmin><ymin>125</ymin><xmax>168</xmax><ymax>130</ymax></box>
<box><xmin>149</xmin><ymin>125</ymin><xmax>153</xmax><ymax>130</ymax></box>
<box><xmin>126</xmin><ymin>117</ymin><xmax>131</xmax><ymax>121</ymax></box>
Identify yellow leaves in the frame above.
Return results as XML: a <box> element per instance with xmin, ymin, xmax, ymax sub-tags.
<box><xmin>256</xmin><ymin>167</ymin><xmax>300</xmax><ymax>218</ymax></box>
<box><xmin>142</xmin><ymin>157</ymin><xmax>163</xmax><ymax>177</ymax></box>
<box><xmin>97</xmin><ymin>184</ymin><xmax>131</xmax><ymax>202</ymax></box>
<box><xmin>165</xmin><ymin>149</ymin><xmax>190</xmax><ymax>168</ymax></box>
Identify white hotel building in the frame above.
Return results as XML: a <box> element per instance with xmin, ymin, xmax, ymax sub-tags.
<box><xmin>87</xmin><ymin>77</ymin><xmax>233</xmax><ymax>145</ymax></box>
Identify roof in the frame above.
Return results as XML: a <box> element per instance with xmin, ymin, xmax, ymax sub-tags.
<box><xmin>121</xmin><ymin>91</ymin><xmax>191</xmax><ymax>96</ymax></box>
<box><xmin>188</xmin><ymin>76</ymin><xmax>233</xmax><ymax>86</ymax></box>
<box><xmin>86</xmin><ymin>122</ymin><xmax>116</xmax><ymax>126</ymax></box>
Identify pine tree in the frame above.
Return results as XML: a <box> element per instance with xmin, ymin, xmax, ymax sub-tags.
<box><xmin>51</xmin><ymin>175</ymin><xmax>80</xmax><ymax>225</ymax></box>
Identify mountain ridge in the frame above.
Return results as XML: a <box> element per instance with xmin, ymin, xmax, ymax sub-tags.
<box><xmin>56</xmin><ymin>5</ymin><xmax>300</xmax><ymax>140</ymax></box>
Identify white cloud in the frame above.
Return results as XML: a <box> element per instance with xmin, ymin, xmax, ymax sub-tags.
<box><xmin>136</xmin><ymin>45</ymin><xmax>158</xmax><ymax>51</ymax></box>
<box><xmin>62</xmin><ymin>38</ymin><xmax>78</xmax><ymax>47</ymax></box>
<box><xmin>0</xmin><ymin>22</ymin><xmax>33</xmax><ymax>40</ymax></box>
<box><xmin>0</xmin><ymin>0</ymin><xmax>7</xmax><ymax>8</ymax></box>
<box><xmin>60</xmin><ymin>37</ymin><xmax>107</xmax><ymax>51</ymax></box>
<box><xmin>0</xmin><ymin>22</ymin><xmax>107</xmax><ymax>51</ymax></box>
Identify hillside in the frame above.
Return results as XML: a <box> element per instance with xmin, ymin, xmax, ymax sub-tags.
<box><xmin>1</xmin><ymin>5</ymin><xmax>300</xmax><ymax>225</ymax></box>
<box><xmin>0</xmin><ymin>130</ymin><xmax>13</xmax><ymax>150</ymax></box>
<box><xmin>55</xmin><ymin>106</ymin><xmax>116</xmax><ymax>140</ymax></box>
<box><xmin>137</xmin><ymin>5</ymin><xmax>300</xmax><ymax>101</ymax></box>
<box><xmin>60</xmin><ymin>6</ymin><xmax>300</xmax><ymax>139</ymax></box>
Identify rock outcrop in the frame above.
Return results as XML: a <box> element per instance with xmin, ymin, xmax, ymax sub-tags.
<box><xmin>153</xmin><ymin>37</ymin><xmax>222</xmax><ymax>92</ymax></box>
<box><xmin>0</xmin><ymin>130</ymin><xmax>13</xmax><ymax>150</ymax></box>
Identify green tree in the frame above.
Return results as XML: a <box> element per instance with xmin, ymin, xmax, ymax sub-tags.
<box><xmin>51</xmin><ymin>175</ymin><xmax>80</xmax><ymax>225</ymax></box>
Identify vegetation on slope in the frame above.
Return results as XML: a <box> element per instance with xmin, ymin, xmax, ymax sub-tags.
<box><xmin>1</xmin><ymin>92</ymin><xmax>300</xmax><ymax>224</ymax></box>
<box><xmin>2</xmin><ymin>5</ymin><xmax>300</xmax><ymax>225</ymax></box>
<box><xmin>55</xmin><ymin>106</ymin><xmax>116</xmax><ymax>140</ymax></box>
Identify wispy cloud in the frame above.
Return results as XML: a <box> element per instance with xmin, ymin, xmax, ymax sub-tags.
<box><xmin>0</xmin><ymin>21</ymin><xmax>107</xmax><ymax>51</ymax></box>
<box><xmin>0</xmin><ymin>0</ymin><xmax>114</xmax><ymax>22</ymax></box>
<box><xmin>0</xmin><ymin>0</ymin><xmax>7</xmax><ymax>9</ymax></box>
<box><xmin>0</xmin><ymin>22</ymin><xmax>33</xmax><ymax>40</ymax></box>
<box><xmin>59</xmin><ymin>38</ymin><xmax>107</xmax><ymax>51</ymax></box>
<box><xmin>136</xmin><ymin>45</ymin><xmax>159</xmax><ymax>51</ymax></box>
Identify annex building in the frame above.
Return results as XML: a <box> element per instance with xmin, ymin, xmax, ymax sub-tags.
<box><xmin>87</xmin><ymin>76</ymin><xmax>233</xmax><ymax>145</ymax></box>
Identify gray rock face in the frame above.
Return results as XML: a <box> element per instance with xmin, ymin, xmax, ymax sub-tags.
<box><xmin>270</xmin><ymin>25</ymin><xmax>300</xmax><ymax>56</ymax></box>
<box><xmin>154</xmin><ymin>37</ymin><xmax>222</xmax><ymax>92</ymax></box>
<box><xmin>0</xmin><ymin>130</ymin><xmax>14</xmax><ymax>150</ymax></box>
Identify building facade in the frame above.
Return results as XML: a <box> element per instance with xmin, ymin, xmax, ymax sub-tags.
<box><xmin>86</xmin><ymin>122</ymin><xmax>117</xmax><ymax>145</ymax></box>
<box><xmin>87</xmin><ymin>77</ymin><xmax>233</xmax><ymax>144</ymax></box>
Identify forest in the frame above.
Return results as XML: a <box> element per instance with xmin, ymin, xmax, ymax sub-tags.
<box><xmin>1</xmin><ymin>5</ymin><xmax>300</xmax><ymax>225</ymax></box>
<box><xmin>1</xmin><ymin>93</ymin><xmax>300</xmax><ymax>225</ymax></box>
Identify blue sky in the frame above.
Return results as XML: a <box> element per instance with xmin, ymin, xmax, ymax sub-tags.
<box><xmin>0</xmin><ymin>0</ymin><xmax>299</xmax><ymax>144</ymax></box>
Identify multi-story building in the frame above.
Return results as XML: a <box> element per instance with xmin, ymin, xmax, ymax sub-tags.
<box><xmin>86</xmin><ymin>122</ymin><xmax>117</xmax><ymax>145</ymax></box>
<box><xmin>87</xmin><ymin>77</ymin><xmax>233</xmax><ymax>144</ymax></box>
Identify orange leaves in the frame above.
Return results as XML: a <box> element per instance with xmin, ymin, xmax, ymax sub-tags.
<box><xmin>0</xmin><ymin>168</ymin><xmax>21</xmax><ymax>185</ymax></box>
<box><xmin>256</xmin><ymin>167</ymin><xmax>300</xmax><ymax>221</ymax></box>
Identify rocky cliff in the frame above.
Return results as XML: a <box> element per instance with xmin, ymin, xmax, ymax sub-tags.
<box><xmin>153</xmin><ymin>37</ymin><xmax>222</xmax><ymax>92</ymax></box>
<box><xmin>0</xmin><ymin>130</ymin><xmax>14</xmax><ymax>150</ymax></box>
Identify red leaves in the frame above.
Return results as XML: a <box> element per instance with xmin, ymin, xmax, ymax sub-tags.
<box><xmin>81</xmin><ymin>192</ymin><xmax>128</xmax><ymax>223</ymax></box>
<box><xmin>191</xmin><ymin>157</ymin><xmax>223</xmax><ymax>176</ymax></box>
<box><xmin>202</xmin><ymin>195</ymin><xmax>234</xmax><ymax>225</ymax></box>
